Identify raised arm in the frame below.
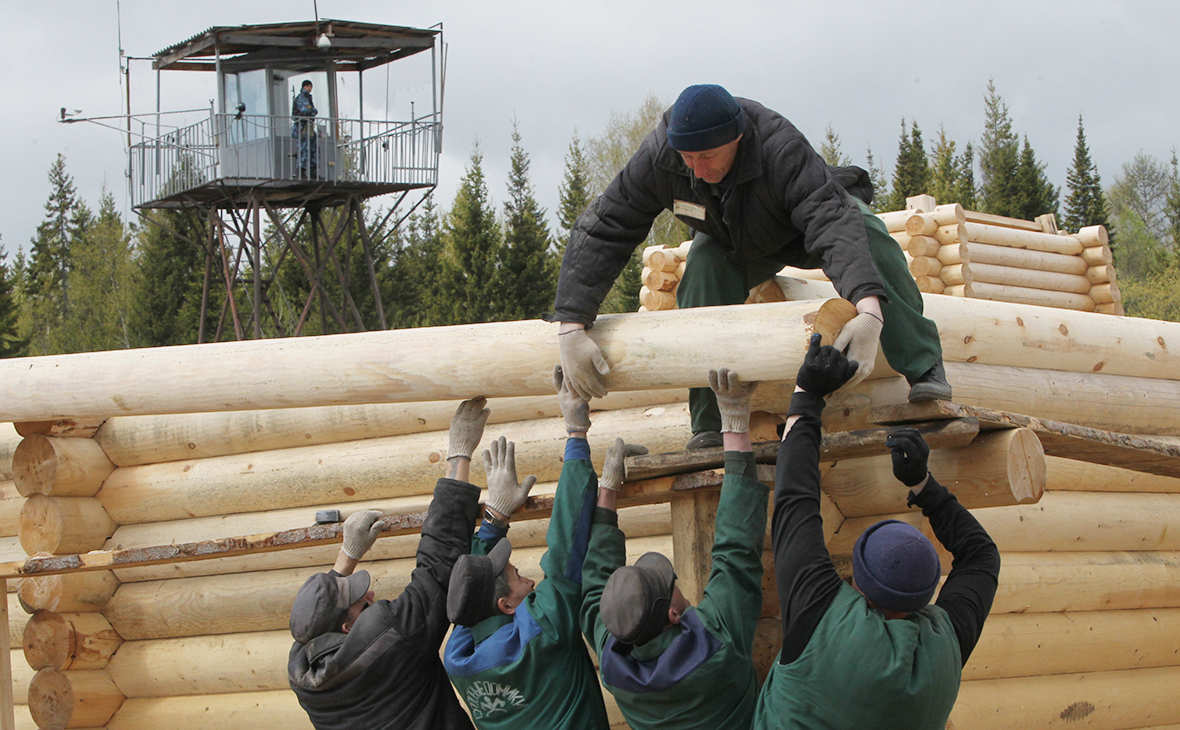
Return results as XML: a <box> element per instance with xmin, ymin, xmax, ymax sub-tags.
<box><xmin>887</xmin><ymin>429</ymin><xmax>1001</xmax><ymax>664</ymax></box>
<box><xmin>771</xmin><ymin>334</ymin><xmax>860</xmax><ymax>665</ymax></box>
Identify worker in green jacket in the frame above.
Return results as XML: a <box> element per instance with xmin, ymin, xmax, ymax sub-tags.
<box><xmin>444</xmin><ymin>367</ymin><xmax>645</xmax><ymax>729</ymax></box>
<box><xmin>581</xmin><ymin>367</ymin><xmax>769</xmax><ymax>730</ymax></box>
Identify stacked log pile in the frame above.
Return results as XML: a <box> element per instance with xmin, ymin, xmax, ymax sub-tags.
<box><xmin>638</xmin><ymin>241</ymin><xmax>692</xmax><ymax>312</ymax></box>
<box><xmin>882</xmin><ymin>194</ymin><xmax>1121</xmax><ymax>315</ymax></box>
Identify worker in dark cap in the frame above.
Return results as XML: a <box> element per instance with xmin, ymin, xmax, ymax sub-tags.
<box><xmin>444</xmin><ymin>367</ymin><xmax>645</xmax><ymax>730</ymax></box>
<box><xmin>753</xmin><ymin>335</ymin><xmax>1000</xmax><ymax>729</ymax></box>
<box><xmin>287</xmin><ymin>398</ymin><xmax>493</xmax><ymax>730</ymax></box>
<box><xmin>548</xmin><ymin>83</ymin><xmax>950</xmax><ymax>450</ymax></box>
<box><xmin>580</xmin><ymin>366</ymin><xmax>768</xmax><ymax>730</ymax></box>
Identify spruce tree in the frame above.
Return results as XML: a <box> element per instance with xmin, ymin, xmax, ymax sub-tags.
<box><xmin>1168</xmin><ymin>151</ymin><xmax>1180</xmax><ymax>256</ymax></box>
<box><xmin>26</xmin><ymin>154</ymin><xmax>86</xmax><ymax>354</ymax></box>
<box><xmin>442</xmin><ymin>142</ymin><xmax>502</xmax><ymax>324</ymax></box>
<box><xmin>395</xmin><ymin>196</ymin><xmax>450</xmax><ymax>328</ymax></box>
<box><xmin>820</xmin><ymin>124</ymin><xmax>852</xmax><ymax>167</ymax></box>
<box><xmin>67</xmin><ymin>187</ymin><xmax>135</xmax><ymax>351</ymax></box>
<box><xmin>1063</xmin><ymin>116</ymin><xmax>1110</xmax><ymax>233</ymax></box>
<box><xmin>888</xmin><ymin>119</ymin><xmax>930</xmax><ymax>211</ymax></box>
<box><xmin>557</xmin><ymin>131</ymin><xmax>592</xmax><ymax>250</ymax></box>
<box><xmin>928</xmin><ymin>126</ymin><xmax>959</xmax><ymax>205</ymax></box>
<box><xmin>955</xmin><ymin>143</ymin><xmax>978</xmax><ymax>210</ymax></box>
<box><xmin>1011</xmin><ymin>136</ymin><xmax>1060</xmax><ymax>221</ymax></box>
<box><xmin>493</xmin><ymin>122</ymin><xmax>556</xmax><ymax>321</ymax></box>
<box><xmin>128</xmin><ymin>209</ymin><xmax>210</xmax><ymax>346</ymax></box>
<box><xmin>978</xmin><ymin>78</ymin><xmax>1021</xmax><ymax>216</ymax></box>
<box><xmin>0</xmin><ymin>237</ymin><xmax>28</xmax><ymax>357</ymax></box>
<box><xmin>865</xmin><ymin>145</ymin><xmax>890</xmax><ymax>212</ymax></box>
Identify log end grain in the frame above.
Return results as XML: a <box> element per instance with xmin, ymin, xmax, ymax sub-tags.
<box><xmin>1007</xmin><ymin>428</ymin><xmax>1047</xmax><ymax>504</ymax></box>
<box><xmin>12</xmin><ymin>435</ymin><xmax>56</xmax><ymax>498</ymax></box>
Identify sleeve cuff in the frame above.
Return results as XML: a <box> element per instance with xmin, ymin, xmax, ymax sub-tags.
<box><xmin>724</xmin><ymin>450</ymin><xmax>758</xmax><ymax>481</ymax></box>
<box><xmin>787</xmin><ymin>390</ymin><xmax>827</xmax><ymax>418</ymax></box>
<box><xmin>907</xmin><ymin>474</ymin><xmax>950</xmax><ymax>510</ymax></box>
<box><xmin>565</xmin><ymin>437</ymin><xmax>591</xmax><ymax>462</ymax></box>
<box><xmin>478</xmin><ymin>520</ymin><xmax>509</xmax><ymax>545</ymax></box>
<box><xmin>593</xmin><ymin>507</ymin><xmax>619</xmax><ymax>528</ymax></box>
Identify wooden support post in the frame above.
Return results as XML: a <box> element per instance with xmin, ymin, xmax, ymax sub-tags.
<box><xmin>1</xmin><ymin>578</ymin><xmax>12</xmax><ymax>730</ymax></box>
<box><xmin>670</xmin><ymin>490</ymin><xmax>720</xmax><ymax>605</ymax></box>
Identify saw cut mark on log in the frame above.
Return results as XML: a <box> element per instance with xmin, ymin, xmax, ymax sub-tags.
<box><xmin>1</xmin><ymin>466</ymin><xmax>763</xmax><ymax>580</ymax></box>
<box><xmin>623</xmin><ymin>418</ymin><xmax>979</xmax><ymax>482</ymax></box>
<box><xmin>869</xmin><ymin>401</ymin><xmax>1180</xmax><ymax>478</ymax></box>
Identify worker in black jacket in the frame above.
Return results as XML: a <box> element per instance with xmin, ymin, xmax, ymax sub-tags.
<box><xmin>754</xmin><ymin>334</ymin><xmax>1000</xmax><ymax>729</ymax></box>
<box><xmin>287</xmin><ymin>398</ymin><xmax>491</xmax><ymax>730</ymax></box>
<box><xmin>549</xmin><ymin>84</ymin><xmax>950</xmax><ymax>450</ymax></box>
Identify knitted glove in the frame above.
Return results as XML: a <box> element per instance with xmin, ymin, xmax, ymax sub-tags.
<box><xmin>599</xmin><ymin>438</ymin><xmax>649</xmax><ymax>492</ymax></box>
<box><xmin>887</xmin><ymin>428</ymin><xmax>931</xmax><ymax>487</ymax></box>
<box><xmin>341</xmin><ymin>510</ymin><xmax>384</xmax><ymax>559</ymax></box>
<box><xmin>796</xmin><ymin>333</ymin><xmax>860</xmax><ymax>398</ymax></box>
<box><xmin>558</xmin><ymin>328</ymin><xmax>611</xmax><ymax>400</ymax></box>
<box><xmin>553</xmin><ymin>365</ymin><xmax>591</xmax><ymax>433</ymax></box>
<box><xmin>708</xmin><ymin>367</ymin><xmax>757</xmax><ymax>434</ymax></box>
<box><xmin>448</xmin><ymin>397</ymin><xmax>490</xmax><ymax>461</ymax></box>
<box><xmin>832</xmin><ymin>311</ymin><xmax>883</xmax><ymax>387</ymax></box>
<box><xmin>483</xmin><ymin>436</ymin><xmax>538</xmax><ymax>516</ymax></box>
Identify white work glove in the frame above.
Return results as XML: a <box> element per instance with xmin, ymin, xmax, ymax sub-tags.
<box><xmin>599</xmin><ymin>437</ymin><xmax>649</xmax><ymax>492</ymax></box>
<box><xmin>553</xmin><ymin>365</ymin><xmax>591</xmax><ymax>433</ymax></box>
<box><xmin>558</xmin><ymin>328</ymin><xmax>611</xmax><ymax>400</ymax></box>
<box><xmin>708</xmin><ymin>367</ymin><xmax>757</xmax><ymax>434</ymax></box>
<box><xmin>448</xmin><ymin>397</ymin><xmax>491</xmax><ymax>461</ymax></box>
<box><xmin>342</xmin><ymin>510</ymin><xmax>384</xmax><ymax>559</ymax></box>
<box><xmin>832</xmin><ymin>312</ymin><xmax>883</xmax><ymax>388</ymax></box>
<box><xmin>483</xmin><ymin>436</ymin><xmax>538</xmax><ymax>516</ymax></box>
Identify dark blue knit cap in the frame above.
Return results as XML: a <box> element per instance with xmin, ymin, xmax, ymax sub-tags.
<box><xmin>852</xmin><ymin>520</ymin><xmax>941</xmax><ymax>614</ymax></box>
<box><xmin>666</xmin><ymin>84</ymin><xmax>747</xmax><ymax>152</ymax></box>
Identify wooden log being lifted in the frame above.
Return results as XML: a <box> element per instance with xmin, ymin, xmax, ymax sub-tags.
<box><xmin>0</xmin><ymin>299</ymin><xmax>856</xmax><ymax>422</ymax></box>
<box><xmin>28</xmin><ymin>667</ymin><xmax>124</xmax><ymax>729</ymax></box>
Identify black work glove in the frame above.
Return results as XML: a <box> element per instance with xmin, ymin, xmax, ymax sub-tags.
<box><xmin>887</xmin><ymin>428</ymin><xmax>930</xmax><ymax>487</ymax></box>
<box><xmin>795</xmin><ymin>333</ymin><xmax>859</xmax><ymax>398</ymax></box>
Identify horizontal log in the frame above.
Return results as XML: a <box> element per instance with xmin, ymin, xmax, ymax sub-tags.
<box><xmin>871</xmin><ymin>400</ymin><xmax>1180</xmax><ymax>478</ymax></box>
<box><xmin>9</xmin><ymin>593</ymin><xmax>29</xmax><ymax>649</ymax></box>
<box><xmin>949</xmin><ymin>665</ymin><xmax>1180</xmax><ymax>730</ymax></box>
<box><xmin>12</xmin><ymin>435</ymin><xmax>115</xmax><ymax>497</ymax></box>
<box><xmin>1076</xmin><ymin>224</ymin><xmax>1110</xmax><ymax>248</ymax></box>
<box><xmin>962</xmin><ymin>241</ymin><xmax>1086</xmax><ymax>274</ymax></box>
<box><xmin>768</xmin><ymin>275</ymin><xmax>838</xmax><ymax>302</ymax></box>
<box><xmin>0</xmin><ymin>423</ymin><xmax>19</xmax><ymax>480</ymax></box>
<box><xmin>11</xmin><ymin>648</ymin><xmax>32</xmax><ymax>704</ymax></box>
<box><xmin>17</xmin><ymin>569</ymin><xmax>118</xmax><ymax>613</ymax></box>
<box><xmin>905</xmin><ymin>235</ymin><xmax>942</xmax><ymax>258</ymax></box>
<box><xmin>1096</xmin><ymin>302</ymin><xmax>1125</xmax><ymax>316</ymax></box>
<box><xmin>930</xmin><ymin>203</ymin><xmax>967</xmax><ymax>226</ymax></box>
<box><xmin>1081</xmin><ymin>244</ymin><xmax>1114</xmax><ymax>265</ymax></box>
<box><xmin>1045</xmin><ymin>456</ymin><xmax>1180</xmax><ymax>493</ymax></box>
<box><xmin>0</xmin><ymin>299</ymin><xmax>856</xmax><ymax>422</ymax></box>
<box><xmin>23</xmin><ymin>611</ymin><xmax>122</xmax><ymax>671</ymax></box>
<box><xmin>28</xmin><ymin>667</ymin><xmax>124</xmax><ymax>728</ymax></box>
<box><xmin>95</xmin><ymin>404</ymin><xmax>692</xmax><ymax>525</ymax></box>
<box><xmin>968</xmin><ymin>262</ymin><xmax>1092</xmax><ymax>294</ymax></box>
<box><xmin>914</xmin><ymin>276</ymin><xmax>945</xmax><ymax>294</ymax></box>
<box><xmin>105</xmin><ymin>630</ymin><xmax>289</xmax><ymax>698</ymax></box>
<box><xmin>964</xmin><ymin>608</ymin><xmax>1180</xmax><ymax>681</ymax></box>
<box><xmin>638</xmin><ymin>285</ymin><xmax>676</xmax><ymax>310</ymax></box>
<box><xmin>939</xmin><ymin>264</ymin><xmax>971</xmax><ymax>286</ymax></box>
<box><xmin>95</xmin><ymin>389</ymin><xmax>687</xmax><ymax>468</ymax></box>
<box><xmin>745</xmin><ymin>280</ymin><xmax>787</xmax><ymax>304</ymax></box>
<box><xmin>963</xmin><ymin>209</ymin><xmax>1049</xmax><ymax>232</ymax></box>
<box><xmin>20</xmin><ymin>495</ymin><xmax>118</xmax><ymax>555</ymax></box>
<box><xmin>904</xmin><ymin>213</ymin><xmax>939</xmax><ymax>236</ymax></box>
<box><xmin>642</xmin><ymin>267</ymin><xmax>679</xmax><ymax>292</ymax></box>
<box><xmin>1091</xmin><ymin>281</ymin><xmax>1120</xmax><ymax>305</ymax></box>
<box><xmin>935</xmin><ymin>223</ymin><xmax>968</xmax><ymax>245</ymax></box>
<box><xmin>908</xmin><ymin>256</ymin><xmax>942</xmax><ymax>277</ymax></box>
<box><xmin>989</xmin><ymin>551</ymin><xmax>1180</xmax><ymax>614</ymax></box>
<box><xmin>106</xmin><ymin>690</ymin><xmax>311</xmax><ymax>730</ymax></box>
<box><xmin>821</xmin><ymin>428</ymin><xmax>1044</xmax><ymax>518</ymax></box>
<box><xmin>13</xmin><ymin>419</ymin><xmax>106</xmax><ymax>439</ymax></box>
<box><xmin>1</xmin><ymin>481</ymin><xmax>20</xmax><ymax>537</ymax></box>
<box><xmin>877</xmin><ymin>210</ymin><xmax>916</xmax><ymax>231</ymax></box>
<box><xmin>963</xmin><ymin>221</ymin><xmax>1083</xmax><ymax>255</ymax></box>
<box><xmin>960</xmin><ymin>280</ymin><xmax>1097</xmax><ymax>311</ymax></box>
<box><xmin>103</xmin><ymin>535</ymin><xmax>672</xmax><ymax>641</ymax></box>
<box><xmin>1087</xmin><ymin>264</ymin><xmax>1116</xmax><ymax>285</ymax></box>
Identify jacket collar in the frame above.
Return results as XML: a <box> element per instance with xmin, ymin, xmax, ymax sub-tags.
<box><xmin>653</xmin><ymin>107</ymin><xmax>763</xmax><ymax>188</ymax></box>
<box><xmin>471</xmin><ymin>613</ymin><xmax>514</xmax><ymax>644</ymax></box>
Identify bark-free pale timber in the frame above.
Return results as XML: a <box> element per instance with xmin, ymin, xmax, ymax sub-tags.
<box><xmin>0</xmin><ymin>424</ymin><xmax>20</xmax><ymax>481</ymax></box>
<box><xmin>23</xmin><ymin>612</ymin><xmax>122</xmax><ymax>671</ymax></box>
<box><xmin>905</xmin><ymin>235</ymin><xmax>942</xmax><ymax>258</ymax></box>
<box><xmin>821</xmin><ymin>428</ymin><xmax>1044</xmax><ymax>518</ymax></box>
<box><xmin>8</xmin><ymin>593</ymin><xmax>29</xmax><ymax>650</ymax></box>
<box><xmin>17</xmin><ymin>570</ymin><xmax>118</xmax><ymax>613</ymax></box>
<box><xmin>963</xmin><ymin>608</ymin><xmax>1180</xmax><ymax>681</ymax></box>
<box><xmin>28</xmin><ymin>667</ymin><xmax>123</xmax><ymax>728</ymax></box>
<box><xmin>13</xmin><ymin>420</ymin><xmax>105</xmax><ymax>439</ymax></box>
<box><xmin>964</xmin><ymin>241</ymin><xmax>1087</xmax><ymax>275</ymax></box>
<box><xmin>961</xmin><ymin>222</ymin><xmax>1084</xmax><ymax>255</ymax></box>
<box><xmin>104</xmin><ymin>630</ymin><xmax>290</xmax><ymax>698</ymax></box>
<box><xmin>96</xmin><ymin>404</ymin><xmax>692</xmax><ymax>525</ymax></box>
<box><xmin>95</xmin><ymin>389</ymin><xmax>687</xmax><ymax>468</ymax></box>
<box><xmin>106</xmin><ymin>691</ymin><xmax>312</xmax><ymax>730</ymax></box>
<box><xmin>11</xmin><ymin>436</ymin><xmax>115</xmax><ymax>498</ymax></box>
<box><xmin>967</xmin><ymin>262</ymin><xmax>1092</xmax><ymax>294</ymax></box>
<box><xmin>949</xmin><ymin>665</ymin><xmax>1180</xmax><ymax>730</ymax></box>
<box><xmin>1045</xmin><ymin>456</ymin><xmax>1180</xmax><ymax>492</ymax></box>
<box><xmin>0</xmin><ymin>482</ymin><xmax>20</xmax><ymax>538</ymax></box>
<box><xmin>671</xmin><ymin>490</ymin><xmax>720</xmax><ymax>605</ymax></box>
<box><xmin>988</xmin><ymin>552</ymin><xmax>1180</xmax><ymax>614</ymax></box>
<box><xmin>1</xmin><ymin>581</ymin><xmax>10</xmax><ymax>730</ymax></box>
<box><xmin>951</xmin><ymin>281</ymin><xmax>1097</xmax><ymax>311</ymax></box>
<box><xmin>0</xmin><ymin>300</ymin><xmax>856</xmax><ymax>422</ymax></box>
<box><xmin>20</xmin><ymin>496</ymin><xmax>118</xmax><ymax>555</ymax></box>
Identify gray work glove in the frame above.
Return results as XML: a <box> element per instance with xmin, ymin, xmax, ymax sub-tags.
<box><xmin>448</xmin><ymin>397</ymin><xmax>490</xmax><ymax>461</ymax></box>
<box><xmin>599</xmin><ymin>438</ymin><xmax>649</xmax><ymax>492</ymax></box>
<box><xmin>483</xmin><ymin>436</ymin><xmax>538</xmax><ymax>516</ymax></box>
<box><xmin>341</xmin><ymin>510</ymin><xmax>384</xmax><ymax>559</ymax></box>
<box><xmin>832</xmin><ymin>311</ymin><xmax>883</xmax><ymax>387</ymax></box>
<box><xmin>553</xmin><ymin>364</ymin><xmax>591</xmax><ymax>433</ymax></box>
<box><xmin>708</xmin><ymin>367</ymin><xmax>757</xmax><ymax>434</ymax></box>
<box><xmin>558</xmin><ymin>328</ymin><xmax>610</xmax><ymax>400</ymax></box>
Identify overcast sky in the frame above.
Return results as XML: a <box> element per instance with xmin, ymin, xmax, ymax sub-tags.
<box><xmin>3</xmin><ymin>1</ymin><xmax>1177</xmax><ymax>256</ymax></box>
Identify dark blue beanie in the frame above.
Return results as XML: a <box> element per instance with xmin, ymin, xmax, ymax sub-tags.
<box><xmin>666</xmin><ymin>84</ymin><xmax>747</xmax><ymax>152</ymax></box>
<box><xmin>852</xmin><ymin>520</ymin><xmax>941</xmax><ymax>614</ymax></box>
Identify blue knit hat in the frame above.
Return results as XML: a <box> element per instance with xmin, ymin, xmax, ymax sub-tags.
<box><xmin>666</xmin><ymin>84</ymin><xmax>747</xmax><ymax>152</ymax></box>
<box><xmin>852</xmin><ymin>520</ymin><xmax>941</xmax><ymax>614</ymax></box>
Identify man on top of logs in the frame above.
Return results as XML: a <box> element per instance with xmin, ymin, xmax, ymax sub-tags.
<box><xmin>287</xmin><ymin>398</ymin><xmax>493</xmax><ymax>730</ymax></box>
<box><xmin>580</xmin><ymin>367</ymin><xmax>769</xmax><ymax>729</ymax></box>
<box><xmin>443</xmin><ymin>367</ymin><xmax>643</xmax><ymax>729</ymax></box>
<box><xmin>548</xmin><ymin>84</ymin><xmax>950</xmax><ymax>450</ymax></box>
<box><xmin>753</xmin><ymin>335</ymin><xmax>1000</xmax><ymax>729</ymax></box>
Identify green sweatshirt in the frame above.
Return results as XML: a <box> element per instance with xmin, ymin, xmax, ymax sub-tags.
<box><xmin>581</xmin><ymin>452</ymin><xmax>769</xmax><ymax>730</ymax></box>
<box><xmin>445</xmin><ymin>438</ymin><xmax>609</xmax><ymax>730</ymax></box>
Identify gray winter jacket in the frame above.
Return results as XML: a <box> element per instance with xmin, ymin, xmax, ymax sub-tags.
<box><xmin>550</xmin><ymin>98</ymin><xmax>885</xmax><ymax>325</ymax></box>
<box><xmin>288</xmin><ymin>478</ymin><xmax>480</xmax><ymax>730</ymax></box>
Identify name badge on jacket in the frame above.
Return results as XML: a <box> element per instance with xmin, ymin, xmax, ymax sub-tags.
<box><xmin>673</xmin><ymin>200</ymin><xmax>706</xmax><ymax>221</ymax></box>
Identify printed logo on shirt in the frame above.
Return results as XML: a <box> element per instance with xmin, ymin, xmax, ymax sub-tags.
<box><xmin>673</xmin><ymin>200</ymin><xmax>707</xmax><ymax>220</ymax></box>
<box><xmin>466</xmin><ymin>681</ymin><xmax>527</xmax><ymax>720</ymax></box>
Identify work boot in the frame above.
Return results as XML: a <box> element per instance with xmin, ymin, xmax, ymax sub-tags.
<box><xmin>685</xmin><ymin>431</ymin><xmax>723</xmax><ymax>450</ymax></box>
<box><xmin>907</xmin><ymin>361</ymin><xmax>952</xmax><ymax>402</ymax></box>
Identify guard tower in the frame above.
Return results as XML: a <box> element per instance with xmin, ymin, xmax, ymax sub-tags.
<box><xmin>128</xmin><ymin>20</ymin><xmax>443</xmax><ymax>341</ymax></box>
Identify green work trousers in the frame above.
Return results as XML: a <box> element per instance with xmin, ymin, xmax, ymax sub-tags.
<box><xmin>676</xmin><ymin>199</ymin><xmax>943</xmax><ymax>434</ymax></box>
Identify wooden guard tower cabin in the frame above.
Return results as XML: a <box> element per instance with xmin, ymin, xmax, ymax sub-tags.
<box><xmin>130</xmin><ymin>20</ymin><xmax>443</xmax><ymax>341</ymax></box>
